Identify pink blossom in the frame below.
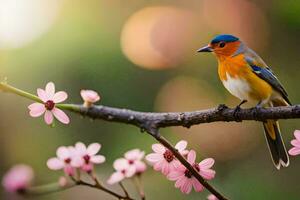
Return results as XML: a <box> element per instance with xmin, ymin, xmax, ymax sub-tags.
<box><xmin>80</xmin><ymin>89</ymin><xmax>100</xmax><ymax>107</ymax></box>
<box><xmin>107</xmin><ymin>158</ymin><xmax>136</xmax><ymax>185</ymax></box>
<box><xmin>47</xmin><ymin>146</ymin><xmax>76</xmax><ymax>176</ymax></box>
<box><xmin>2</xmin><ymin>164</ymin><xmax>34</xmax><ymax>193</ymax></box>
<box><xmin>207</xmin><ymin>194</ymin><xmax>218</xmax><ymax>200</ymax></box>
<box><xmin>289</xmin><ymin>130</ymin><xmax>300</xmax><ymax>156</ymax></box>
<box><xmin>146</xmin><ymin>140</ymin><xmax>188</xmax><ymax>175</ymax></box>
<box><xmin>28</xmin><ymin>82</ymin><xmax>70</xmax><ymax>125</ymax></box>
<box><xmin>124</xmin><ymin>149</ymin><xmax>147</xmax><ymax>173</ymax></box>
<box><xmin>168</xmin><ymin>150</ymin><xmax>215</xmax><ymax>194</ymax></box>
<box><xmin>72</xmin><ymin>142</ymin><xmax>106</xmax><ymax>173</ymax></box>
<box><xmin>58</xmin><ymin>176</ymin><xmax>68</xmax><ymax>187</ymax></box>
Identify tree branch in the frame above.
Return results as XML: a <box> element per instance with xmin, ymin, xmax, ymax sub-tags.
<box><xmin>61</xmin><ymin>103</ymin><xmax>300</xmax><ymax>129</ymax></box>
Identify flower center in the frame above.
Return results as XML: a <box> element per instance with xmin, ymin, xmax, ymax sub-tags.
<box><xmin>64</xmin><ymin>158</ymin><xmax>71</xmax><ymax>164</ymax></box>
<box><xmin>45</xmin><ymin>100</ymin><xmax>55</xmax><ymax>110</ymax></box>
<box><xmin>83</xmin><ymin>155</ymin><xmax>90</xmax><ymax>164</ymax></box>
<box><xmin>121</xmin><ymin>169</ymin><xmax>126</xmax><ymax>174</ymax></box>
<box><xmin>184</xmin><ymin>163</ymin><xmax>200</xmax><ymax>178</ymax></box>
<box><xmin>128</xmin><ymin>160</ymin><xmax>134</xmax><ymax>165</ymax></box>
<box><xmin>193</xmin><ymin>163</ymin><xmax>200</xmax><ymax>172</ymax></box>
<box><xmin>184</xmin><ymin>169</ymin><xmax>193</xmax><ymax>178</ymax></box>
<box><xmin>163</xmin><ymin>150</ymin><xmax>174</xmax><ymax>162</ymax></box>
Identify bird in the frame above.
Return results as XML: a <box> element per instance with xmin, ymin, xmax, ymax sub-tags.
<box><xmin>197</xmin><ymin>34</ymin><xmax>290</xmax><ymax>169</ymax></box>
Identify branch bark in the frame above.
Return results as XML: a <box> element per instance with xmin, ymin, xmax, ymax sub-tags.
<box><xmin>62</xmin><ymin>104</ymin><xmax>300</xmax><ymax>129</ymax></box>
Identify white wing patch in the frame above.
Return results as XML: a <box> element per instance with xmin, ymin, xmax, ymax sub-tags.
<box><xmin>222</xmin><ymin>73</ymin><xmax>251</xmax><ymax>101</ymax></box>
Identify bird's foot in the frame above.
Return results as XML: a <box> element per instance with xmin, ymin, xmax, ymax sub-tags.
<box><xmin>217</xmin><ymin>104</ymin><xmax>228</xmax><ymax>112</ymax></box>
<box><xmin>233</xmin><ymin>100</ymin><xmax>247</xmax><ymax>121</ymax></box>
<box><xmin>251</xmin><ymin>101</ymin><xmax>263</xmax><ymax>120</ymax></box>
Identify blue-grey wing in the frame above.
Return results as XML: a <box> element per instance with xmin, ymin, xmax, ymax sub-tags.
<box><xmin>245</xmin><ymin>55</ymin><xmax>291</xmax><ymax>105</ymax></box>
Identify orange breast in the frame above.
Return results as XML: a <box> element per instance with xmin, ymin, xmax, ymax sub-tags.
<box><xmin>217</xmin><ymin>54</ymin><xmax>273</xmax><ymax>101</ymax></box>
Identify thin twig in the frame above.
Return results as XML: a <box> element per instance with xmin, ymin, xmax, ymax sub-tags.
<box><xmin>24</xmin><ymin>182</ymin><xmax>76</xmax><ymax>196</ymax></box>
<box><xmin>119</xmin><ymin>182</ymin><xmax>130</xmax><ymax>198</ymax></box>
<box><xmin>133</xmin><ymin>175</ymin><xmax>145</xmax><ymax>200</ymax></box>
<box><xmin>70</xmin><ymin>176</ymin><xmax>133</xmax><ymax>200</ymax></box>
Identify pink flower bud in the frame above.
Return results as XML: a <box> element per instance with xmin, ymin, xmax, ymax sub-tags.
<box><xmin>2</xmin><ymin>164</ymin><xmax>34</xmax><ymax>193</ymax></box>
<box><xmin>58</xmin><ymin>177</ymin><xmax>68</xmax><ymax>187</ymax></box>
<box><xmin>80</xmin><ymin>90</ymin><xmax>100</xmax><ymax>107</ymax></box>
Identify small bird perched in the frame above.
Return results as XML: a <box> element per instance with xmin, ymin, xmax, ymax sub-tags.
<box><xmin>197</xmin><ymin>34</ymin><xmax>290</xmax><ymax>169</ymax></box>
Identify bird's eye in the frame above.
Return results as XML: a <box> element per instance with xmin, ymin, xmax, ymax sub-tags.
<box><xmin>219</xmin><ymin>42</ymin><xmax>226</xmax><ymax>48</ymax></box>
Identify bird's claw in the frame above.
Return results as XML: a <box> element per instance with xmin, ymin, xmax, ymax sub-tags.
<box><xmin>233</xmin><ymin>106</ymin><xmax>242</xmax><ymax>121</ymax></box>
<box><xmin>233</xmin><ymin>100</ymin><xmax>247</xmax><ymax>121</ymax></box>
<box><xmin>251</xmin><ymin>102</ymin><xmax>263</xmax><ymax>120</ymax></box>
<box><xmin>217</xmin><ymin>104</ymin><xmax>228</xmax><ymax>112</ymax></box>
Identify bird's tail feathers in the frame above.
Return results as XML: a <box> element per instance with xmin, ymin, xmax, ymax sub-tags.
<box><xmin>263</xmin><ymin>100</ymin><xmax>289</xmax><ymax>170</ymax></box>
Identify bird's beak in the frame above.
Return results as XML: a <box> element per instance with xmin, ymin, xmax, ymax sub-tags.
<box><xmin>197</xmin><ymin>45</ymin><xmax>212</xmax><ymax>53</ymax></box>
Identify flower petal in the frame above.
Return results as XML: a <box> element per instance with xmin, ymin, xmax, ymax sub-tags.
<box><xmin>192</xmin><ymin>178</ymin><xmax>204</xmax><ymax>192</ymax></box>
<box><xmin>134</xmin><ymin>161</ymin><xmax>147</xmax><ymax>173</ymax></box>
<box><xmin>87</xmin><ymin>143</ymin><xmax>101</xmax><ymax>155</ymax></box>
<box><xmin>291</xmin><ymin>139</ymin><xmax>300</xmax><ymax>147</ymax></box>
<box><xmin>56</xmin><ymin>146</ymin><xmax>70</xmax><ymax>159</ymax></box>
<box><xmin>175</xmin><ymin>140</ymin><xmax>187</xmax><ymax>152</ymax></box>
<box><xmin>146</xmin><ymin>153</ymin><xmax>162</xmax><ymax>163</ymax></box>
<box><xmin>47</xmin><ymin>158</ymin><xmax>64</xmax><ymax>170</ymax></box>
<box><xmin>28</xmin><ymin>103</ymin><xmax>45</xmax><ymax>117</ymax></box>
<box><xmin>161</xmin><ymin>162</ymin><xmax>171</xmax><ymax>175</ymax></box>
<box><xmin>175</xmin><ymin>176</ymin><xmax>187</xmax><ymax>189</ymax></box>
<box><xmin>288</xmin><ymin>147</ymin><xmax>300</xmax><ymax>156</ymax></box>
<box><xmin>168</xmin><ymin>170</ymin><xmax>184</xmax><ymax>181</ymax></box>
<box><xmin>90</xmin><ymin>155</ymin><xmax>106</xmax><ymax>164</ymax></box>
<box><xmin>187</xmin><ymin>150</ymin><xmax>196</xmax><ymax>164</ymax></box>
<box><xmin>71</xmin><ymin>156</ymin><xmax>84</xmax><ymax>168</ymax></box>
<box><xmin>53</xmin><ymin>91</ymin><xmax>68</xmax><ymax>103</ymax></box>
<box><xmin>37</xmin><ymin>89</ymin><xmax>48</xmax><ymax>102</ymax></box>
<box><xmin>52</xmin><ymin>108</ymin><xmax>70</xmax><ymax>124</ymax></box>
<box><xmin>45</xmin><ymin>82</ymin><xmax>55</xmax><ymax>98</ymax></box>
<box><xmin>207</xmin><ymin>194</ymin><xmax>218</xmax><ymax>200</ymax></box>
<box><xmin>200</xmin><ymin>169</ymin><xmax>216</xmax><ymax>180</ymax></box>
<box><xmin>181</xmin><ymin>180</ymin><xmax>193</xmax><ymax>194</ymax></box>
<box><xmin>294</xmin><ymin>130</ymin><xmax>300</xmax><ymax>141</ymax></box>
<box><xmin>153</xmin><ymin>160</ymin><xmax>164</xmax><ymax>171</ymax></box>
<box><xmin>75</xmin><ymin>142</ymin><xmax>87</xmax><ymax>155</ymax></box>
<box><xmin>199</xmin><ymin>158</ymin><xmax>215</xmax><ymax>169</ymax></box>
<box><xmin>152</xmin><ymin>144</ymin><xmax>165</xmax><ymax>154</ymax></box>
<box><xmin>125</xmin><ymin>149</ymin><xmax>144</xmax><ymax>160</ymax></box>
<box><xmin>125</xmin><ymin>166</ymin><xmax>136</xmax><ymax>177</ymax></box>
<box><xmin>107</xmin><ymin>172</ymin><xmax>124</xmax><ymax>185</ymax></box>
<box><xmin>113</xmin><ymin>158</ymin><xmax>129</xmax><ymax>171</ymax></box>
<box><xmin>44</xmin><ymin>110</ymin><xmax>54</xmax><ymax>125</ymax></box>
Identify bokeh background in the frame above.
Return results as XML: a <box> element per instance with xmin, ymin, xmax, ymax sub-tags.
<box><xmin>0</xmin><ymin>0</ymin><xmax>299</xmax><ymax>199</ymax></box>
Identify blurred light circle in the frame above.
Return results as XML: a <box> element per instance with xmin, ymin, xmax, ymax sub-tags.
<box><xmin>201</xmin><ymin>0</ymin><xmax>269</xmax><ymax>49</ymax></box>
<box><xmin>155</xmin><ymin>76</ymin><xmax>260</xmax><ymax>161</ymax></box>
<box><xmin>0</xmin><ymin>0</ymin><xmax>61</xmax><ymax>49</ymax></box>
<box><xmin>121</xmin><ymin>6</ymin><xmax>199</xmax><ymax>70</ymax></box>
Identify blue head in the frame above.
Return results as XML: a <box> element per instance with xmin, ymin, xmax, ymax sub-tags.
<box><xmin>197</xmin><ymin>34</ymin><xmax>242</xmax><ymax>57</ymax></box>
<box><xmin>210</xmin><ymin>34</ymin><xmax>239</xmax><ymax>44</ymax></box>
